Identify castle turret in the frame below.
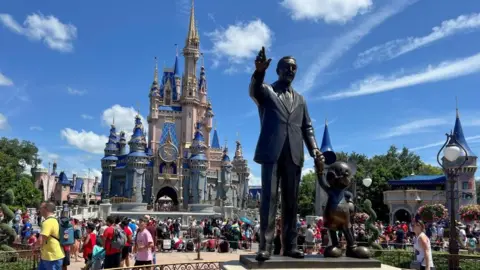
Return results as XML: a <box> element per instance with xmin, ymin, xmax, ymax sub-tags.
<box><xmin>33</xmin><ymin>167</ymin><xmax>50</xmax><ymax>200</ymax></box>
<box><xmin>174</xmin><ymin>46</ymin><xmax>181</xmax><ymax>100</ymax></box>
<box><xmin>180</xmin><ymin>0</ymin><xmax>201</xmax><ymax>147</ymax></box>
<box><xmin>56</xmin><ymin>171</ymin><xmax>70</xmax><ymax>204</ymax></box>
<box><xmin>203</xmin><ymin>101</ymin><xmax>213</xmax><ymax>145</ymax></box>
<box><xmin>118</xmin><ymin>131</ymin><xmax>127</xmax><ymax>155</ymax></box>
<box><xmin>188</xmin><ymin>121</ymin><xmax>209</xmax><ymax>204</ymax></box>
<box><xmin>149</xmin><ymin>57</ymin><xmax>160</xmax><ymax>120</ymax></box>
<box><xmin>450</xmin><ymin>107</ymin><xmax>477</xmax><ymax>213</ymax></box>
<box><xmin>220</xmin><ymin>145</ymin><xmax>233</xmax><ymax>205</ymax></box>
<box><xmin>198</xmin><ymin>65</ymin><xmax>208</xmax><ymax>104</ymax></box>
<box><xmin>126</xmin><ymin>114</ymin><xmax>150</xmax><ymax>202</ymax></box>
<box><xmin>101</xmin><ymin>122</ymin><xmax>118</xmax><ymax>199</ymax></box>
<box><xmin>232</xmin><ymin>140</ymin><xmax>249</xmax><ymax>209</ymax></box>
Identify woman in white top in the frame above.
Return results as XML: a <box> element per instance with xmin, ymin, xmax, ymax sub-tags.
<box><xmin>413</xmin><ymin>220</ymin><xmax>434</xmax><ymax>270</ymax></box>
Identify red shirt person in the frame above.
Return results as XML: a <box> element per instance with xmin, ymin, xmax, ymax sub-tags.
<box><xmin>102</xmin><ymin>216</ymin><xmax>122</xmax><ymax>269</ymax></box>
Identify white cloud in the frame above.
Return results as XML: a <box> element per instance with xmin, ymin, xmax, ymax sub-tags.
<box><xmin>0</xmin><ymin>72</ymin><xmax>13</xmax><ymax>86</ymax></box>
<box><xmin>378</xmin><ymin>118</ymin><xmax>449</xmax><ymax>139</ymax></box>
<box><xmin>81</xmin><ymin>114</ymin><xmax>93</xmax><ymax>120</ymax></box>
<box><xmin>61</xmin><ymin>105</ymin><xmax>147</xmax><ymax>154</ymax></box>
<box><xmin>280</xmin><ymin>0</ymin><xmax>372</xmax><ymax>24</ymax></box>
<box><xmin>249</xmin><ymin>172</ymin><xmax>261</xmax><ymax>186</ymax></box>
<box><xmin>410</xmin><ymin>135</ymin><xmax>480</xmax><ymax>152</ymax></box>
<box><xmin>29</xmin><ymin>126</ymin><xmax>43</xmax><ymax>131</ymax></box>
<box><xmin>298</xmin><ymin>0</ymin><xmax>417</xmax><ymax>93</ymax></box>
<box><xmin>67</xmin><ymin>87</ymin><xmax>87</xmax><ymax>96</ymax></box>
<box><xmin>302</xmin><ymin>167</ymin><xmax>315</xmax><ymax>177</ymax></box>
<box><xmin>355</xmin><ymin>13</ymin><xmax>480</xmax><ymax>68</ymax></box>
<box><xmin>102</xmin><ymin>104</ymin><xmax>147</xmax><ymax>134</ymax></box>
<box><xmin>60</xmin><ymin>128</ymin><xmax>107</xmax><ymax>154</ymax></box>
<box><xmin>321</xmin><ymin>51</ymin><xmax>480</xmax><ymax>100</ymax></box>
<box><xmin>207</xmin><ymin>19</ymin><xmax>273</xmax><ymax>66</ymax></box>
<box><xmin>38</xmin><ymin>148</ymin><xmax>60</xmax><ymax>162</ymax></box>
<box><xmin>0</xmin><ymin>13</ymin><xmax>77</xmax><ymax>52</ymax></box>
<box><xmin>0</xmin><ymin>113</ymin><xmax>9</xmax><ymax>130</ymax></box>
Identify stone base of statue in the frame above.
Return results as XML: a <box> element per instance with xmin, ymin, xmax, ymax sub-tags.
<box><xmin>220</xmin><ymin>255</ymin><xmax>401</xmax><ymax>270</ymax></box>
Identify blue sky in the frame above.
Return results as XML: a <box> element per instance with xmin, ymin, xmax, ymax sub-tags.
<box><xmin>1</xmin><ymin>0</ymin><xmax>480</xmax><ymax>185</ymax></box>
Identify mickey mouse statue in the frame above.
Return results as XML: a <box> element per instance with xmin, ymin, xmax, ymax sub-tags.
<box><xmin>314</xmin><ymin>158</ymin><xmax>371</xmax><ymax>259</ymax></box>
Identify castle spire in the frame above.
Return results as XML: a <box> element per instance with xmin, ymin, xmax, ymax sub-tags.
<box><xmin>186</xmin><ymin>0</ymin><xmax>198</xmax><ymax>44</ymax></box>
<box><xmin>174</xmin><ymin>44</ymin><xmax>179</xmax><ymax>76</ymax></box>
<box><xmin>453</xmin><ymin>100</ymin><xmax>475</xmax><ymax>157</ymax></box>
<box><xmin>153</xmin><ymin>56</ymin><xmax>158</xmax><ymax>83</ymax></box>
<box><xmin>456</xmin><ymin>96</ymin><xmax>459</xmax><ymax>118</ymax></box>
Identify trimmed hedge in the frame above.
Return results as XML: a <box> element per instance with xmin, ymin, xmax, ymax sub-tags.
<box><xmin>374</xmin><ymin>249</ymin><xmax>480</xmax><ymax>270</ymax></box>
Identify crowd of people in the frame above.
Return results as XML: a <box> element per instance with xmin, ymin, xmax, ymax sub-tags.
<box><xmin>7</xmin><ymin>202</ymin><xmax>480</xmax><ymax>270</ymax></box>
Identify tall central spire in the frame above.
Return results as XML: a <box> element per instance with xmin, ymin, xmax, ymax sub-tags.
<box><xmin>186</xmin><ymin>0</ymin><xmax>198</xmax><ymax>44</ymax></box>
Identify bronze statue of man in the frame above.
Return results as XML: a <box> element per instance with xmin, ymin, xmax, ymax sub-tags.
<box><xmin>249</xmin><ymin>47</ymin><xmax>324</xmax><ymax>261</ymax></box>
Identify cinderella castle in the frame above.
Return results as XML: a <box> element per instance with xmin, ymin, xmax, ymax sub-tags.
<box><xmin>100</xmin><ymin>1</ymin><xmax>250</xmax><ymax>211</ymax></box>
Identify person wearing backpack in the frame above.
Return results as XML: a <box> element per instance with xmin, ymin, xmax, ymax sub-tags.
<box><xmin>36</xmin><ymin>202</ymin><xmax>65</xmax><ymax>270</ymax></box>
<box><xmin>102</xmin><ymin>216</ymin><xmax>124</xmax><ymax>269</ymax></box>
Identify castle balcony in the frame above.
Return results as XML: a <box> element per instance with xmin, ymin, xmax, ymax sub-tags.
<box><xmin>157</xmin><ymin>173</ymin><xmax>179</xmax><ymax>181</ymax></box>
<box><xmin>207</xmin><ymin>170</ymin><xmax>218</xmax><ymax>178</ymax></box>
<box><xmin>383</xmin><ymin>189</ymin><xmax>446</xmax><ymax>205</ymax></box>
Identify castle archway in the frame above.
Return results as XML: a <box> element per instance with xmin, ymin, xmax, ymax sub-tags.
<box><xmin>156</xmin><ymin>186</ymin><xmax>179</xmax><ymax>206</ymax></box>
<box><xmin>394</xmin><ymin>208</ymin><xmax>412</xmax><ymax>223</ymax></box>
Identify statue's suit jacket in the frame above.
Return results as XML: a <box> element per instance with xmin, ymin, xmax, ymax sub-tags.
<box><xmin>249</xmin><ymin>71</ymin><xmax>318</xmax><ymax>166</ymax></box>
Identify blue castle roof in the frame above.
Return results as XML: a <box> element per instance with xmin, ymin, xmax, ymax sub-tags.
<box><xmin>58</xmin><ymin>171</ymin><xmax>70</xmax><ymax>185</ymax></box>
<box><xmin>72</xmin><ymin>177</ymin><xmax>83</xmax><ymax>192</ymax></box>
<box><xmin>174</xmin><ymin>54</ymin><xmax>179</xmax><ymax>76</ymax></box>
<box><xmin>388</xmin><ymin>175</ymin><xmax>446</xmax><ymax>186</ymax></box>
<box><xmin>320</xmin><ymin>121</ymin><xmax>333</xmax><ymax>153</ymax></box>
<box><xmin>211</xmin><ymin>129</ymin><xmax>220</xmax><ymax>149</ymax></box>
<box><xmin>222</xmin><ymin>147</ymin><xmax>230</xmax><ymax>162</ymax></box>
<box><xmin>158</xmin><ymin>106</ymin><xmax>182</xmax><ymax>112</ymax></box>
<box><xmin>453</xmin><ymin>112</ymin><xmax>475</xmax><ymax>157</ymax></box>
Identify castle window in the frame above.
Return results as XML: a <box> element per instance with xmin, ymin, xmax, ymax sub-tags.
<box><xmin>462</xmin><ymin>181</ymin><xmax>468</xmax><ymax>190</ymax></box>
<box><xmin>165</xmin><ymin>89</ymin><xmax>172</xmax><ymax>105</ymax></box>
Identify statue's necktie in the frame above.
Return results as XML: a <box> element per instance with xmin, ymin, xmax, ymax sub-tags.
<box><xmin>284</xmin><ymin>90</ymin><xmax>292</xmax><ymax>110</ymax></box>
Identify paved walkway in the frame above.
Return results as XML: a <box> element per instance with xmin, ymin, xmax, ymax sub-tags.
<box><xmin>69</xmin><ymin>249</ymin><xmax>255</xmax><ymax>269</ymax></box>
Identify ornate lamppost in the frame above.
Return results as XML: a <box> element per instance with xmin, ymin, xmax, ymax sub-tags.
<box><xmin>436</xmin><ymin>131</ymin><xmax>468</xmax><ymax>270</ymax></box>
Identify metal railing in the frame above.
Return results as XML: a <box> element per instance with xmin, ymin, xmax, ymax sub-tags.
<box><xmin>109</xmin><ymin>262</ymin><xmax>221</xmax><ymax>270</ymax></box>
<box><xmin>0</xmin><ymin>249</ymin><xmax>40</xmax><ymax>270</ymax></box>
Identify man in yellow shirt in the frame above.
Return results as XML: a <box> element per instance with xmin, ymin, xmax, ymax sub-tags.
<box><xmin>37</xmin><ymin>202</ymin><xmax>64</xmax><ymax>270</ymax></box>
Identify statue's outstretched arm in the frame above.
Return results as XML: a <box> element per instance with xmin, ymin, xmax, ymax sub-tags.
<box><xmin>249</xmin><ymin>71</ymin><xmax>269</xmax><ymax>106</ymax></box>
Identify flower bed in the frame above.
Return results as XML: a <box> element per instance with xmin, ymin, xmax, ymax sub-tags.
<box><xmin>417</xmin><ymin>204</ymin><xmax>448</xmax><ymax>223</ymax></box>
<box><xmin>354</xmin><ymin>212</ymin><xmax>369</xmax><ymax>224</ymax></box>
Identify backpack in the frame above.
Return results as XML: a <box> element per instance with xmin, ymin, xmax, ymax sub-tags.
<box><xmin>49</xmin><ymin>217</ymin><xmax>75</xmax><ymax>246</ymax></box>
<box><xmin>110</xmin><ymin>225</ymin><xmax>127</xmax><ymax>250</ymax></box>
<box><xmin>74</xmin><ymin>228</ymin><xmax>82</xmax><ymax>239</ymax></box>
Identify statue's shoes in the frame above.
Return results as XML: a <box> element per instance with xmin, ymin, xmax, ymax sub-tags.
<box><xmin>346</xmin><ymin>246</ymin><xmax>371</xmax><ymax>259</ymax></box>
<box><xmin>323</xmin><ymin>246</ymin><xmax>343</xmax><ymax>258</ymax></box>
<box><xmin>255</xmin><ymin>251</ymin><xmax>271</xmax><ymax>261</ymax></box>
<box><xmin>284</xmin><ymin>249</ymin><xmax>304</xmax><ymax>259</ymax></box>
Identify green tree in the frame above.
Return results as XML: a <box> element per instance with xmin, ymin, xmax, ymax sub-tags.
<box><xmin>12</xmin><ymin>175</ymin><xmax>42</xmax><ymax>208</ymax></box>
<box><xmin>298</xmin><ymin>172</ymin><xmax>316</xmax><ymax>217</ymax></box>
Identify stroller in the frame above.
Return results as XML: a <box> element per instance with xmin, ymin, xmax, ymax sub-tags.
<box><xmin>85</xmin><ymin>246</ymin><xmax>105</xmax><ymax>270</ymax></box>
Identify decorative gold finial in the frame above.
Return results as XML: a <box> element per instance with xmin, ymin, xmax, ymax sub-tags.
<box><xmin>201</xmin><ymin>53</ymin><xmax>205</xmax><ymax>67</ymax></box>
<box><xmin>214</xmin><ymin>120</ymin><xmax>217</xmax><ymax>130</ymax></box>
<box><xmin>175</xmin><ymin>44</ymin><xmax>178</xmax><ymax>56</ymax></box>
<box><xmin>136</xmin><ymin>102</ymin><xmax>140</xmax><ymax>115</ymax></box>
<box><xmin>112</xmin><ymin>116</ymin><xmax>115</xmax><ymax>126</ymax></box>
<box><xmin>325</xmin><ymin>118</ymin><xmax>328</xmax><ymax>125</ymax></box>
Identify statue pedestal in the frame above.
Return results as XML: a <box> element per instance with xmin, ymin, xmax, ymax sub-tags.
<box><xmin>221</xmin><ymin>255</ymin><xmax>391</xmax><ymax>270</ymax></box>
<box><xmin>223</xmin><ymin>205</ymin><xmax>235</xmax><ymax>219</ymax></box>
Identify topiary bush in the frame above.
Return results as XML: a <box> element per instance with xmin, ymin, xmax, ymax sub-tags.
<box><xmin>0</xmin><ymin>189</ymin><xmax>17</xmax><ymax>252</ymax></box>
